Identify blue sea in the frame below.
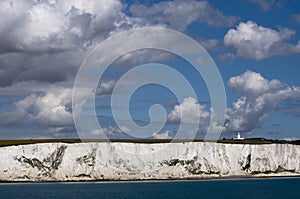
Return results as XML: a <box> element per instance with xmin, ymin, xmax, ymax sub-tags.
<box><xmin>0</xmin><ymin>178</ymin><xmax>300</xmax><ymax>198</ymax></box>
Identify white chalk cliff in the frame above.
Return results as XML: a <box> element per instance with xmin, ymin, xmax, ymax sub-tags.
<box><xmin>0</xmin><ymin>142</ymin><xmax>300</xmax><ymax>181</ymax></box>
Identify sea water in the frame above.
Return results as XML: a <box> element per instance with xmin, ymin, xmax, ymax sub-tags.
<box><xmin>0</xmin><ymin>178</ymin><xmax>299</xmax><ymax>198</ymax></box>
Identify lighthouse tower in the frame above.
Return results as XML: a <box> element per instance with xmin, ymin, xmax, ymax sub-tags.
<box><xmin>234</xmin><ymin>132</ymin><xmax>244</xmax><ymax>140</ymax></box>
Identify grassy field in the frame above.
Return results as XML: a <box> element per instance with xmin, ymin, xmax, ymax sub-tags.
<box><xmin>0</xmin><ymin>138</ymin><xmax>299</xmax><ymax>147</ymax></box>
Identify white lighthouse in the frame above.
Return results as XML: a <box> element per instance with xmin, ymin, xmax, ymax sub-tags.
<box><xmin>234</xmin><ymin>132</ymin><xmax>244</xmax><ymax>140</ymax></box>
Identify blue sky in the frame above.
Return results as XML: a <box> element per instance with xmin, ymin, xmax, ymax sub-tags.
<box><xmin>0</xmin><ymin>0</ymin><xmax>300</xmax><ymax>140</ymax></box>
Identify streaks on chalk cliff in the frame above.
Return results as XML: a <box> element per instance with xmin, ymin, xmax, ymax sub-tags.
<box><xmin>47</xmin><ymin>145</ymin><xmax>67</xmax><ymax>170</ymax></box>
<box><xmin>74</xmin><ymin>148</ymin><xmax>97</xmax><ymax>178</ymax></box>
<box><xmin>242</xmin><ymin>154</ymin><xmax>251</xmax><ymax>171</ymax></box>
<box><xmin>76</xmin><ymin>148</ymin><xmax>96</xmax><ymax>167</ymax></box>
<box><xmin>14</xmin><ymin>145</ymin><xmax>67</xmax><ymax>178</ymax></box>
<box><xmin>163</xmin><ymin>157</ymin><xmax>221</xmax><ymax>175</ymax></box>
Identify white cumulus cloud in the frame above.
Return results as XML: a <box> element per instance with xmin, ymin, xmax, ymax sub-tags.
<box><xmin>224</xmin><ymin>21</ymin><xmax>300</xmax><ymax>60</ymax></box>
<box><xmin>225</xmin><ymin>71</ymin><xmax>300</xmax><ymax>133</ymax></box>
<box><xmin>227</xmin><ymin>70</ymin><xmax>285</xmax><ymax>96</ymax></box>
<box><xmin>0</xmin><ymin>88</ymin><xmax>73</xmax><ymax>127</ymax></box>
<box><xmin>168</xmin><ymin>97</ymin><xmax>210</xmax><ymax>125</ymax></box>
<box><xmin>0</xmin><ymin>79</ymin><xmax>116</xmax><ymax>128</ymax></box>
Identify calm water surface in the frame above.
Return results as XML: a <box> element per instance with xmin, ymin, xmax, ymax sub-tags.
<box><xmin>0</xmin><ymin>177</ymin><xmax>300</xmax><ymax>198</ymax></box>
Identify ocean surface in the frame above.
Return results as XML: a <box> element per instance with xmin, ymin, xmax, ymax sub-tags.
<box><xmin>0</xmin><ymin>178</ymin><xmax>300</xmax><ymax>198</ymax></box>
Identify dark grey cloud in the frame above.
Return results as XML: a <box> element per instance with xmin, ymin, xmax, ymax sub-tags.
<box><xmin>0</xmin><ymin>0</ymin><xmax>125</xmax><ymax>54</ymax></box>
<box><xmin>0</xmin><ymin>51</ymin><xmax>85</xmax><ymax>87</ymax></box>
<box><xmin>0</xmin><ymin>0</ymin><xmax>129</xmax><ymax>89</ymax></box>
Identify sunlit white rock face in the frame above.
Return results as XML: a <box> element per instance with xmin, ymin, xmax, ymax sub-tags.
<box><xmin>0</xmin><ymin>142</ymin><xmax>300</xmax><ymax>181</ymax></box>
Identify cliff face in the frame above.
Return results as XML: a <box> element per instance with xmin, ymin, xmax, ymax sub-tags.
<box><xmin>0</xmin><ymin>142</ymin><xmax>300</xmax><ymax>181</ymax></box>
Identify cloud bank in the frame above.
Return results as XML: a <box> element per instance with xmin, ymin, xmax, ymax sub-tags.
<box><xmin>166</xmin><ymin>71</ymin><xmax>300</xmax><ymax>135</ymax></box>
<box><xmin>0</xmin><ymin>1</ymin><xmax>299</xmax><ymax>139</ymax></box>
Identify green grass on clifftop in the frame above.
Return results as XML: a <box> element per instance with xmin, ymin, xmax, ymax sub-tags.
<box><xmin>0</xmin><ymin>138</ymin><xmax>299</xmax><ymax>147</ymax></box>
